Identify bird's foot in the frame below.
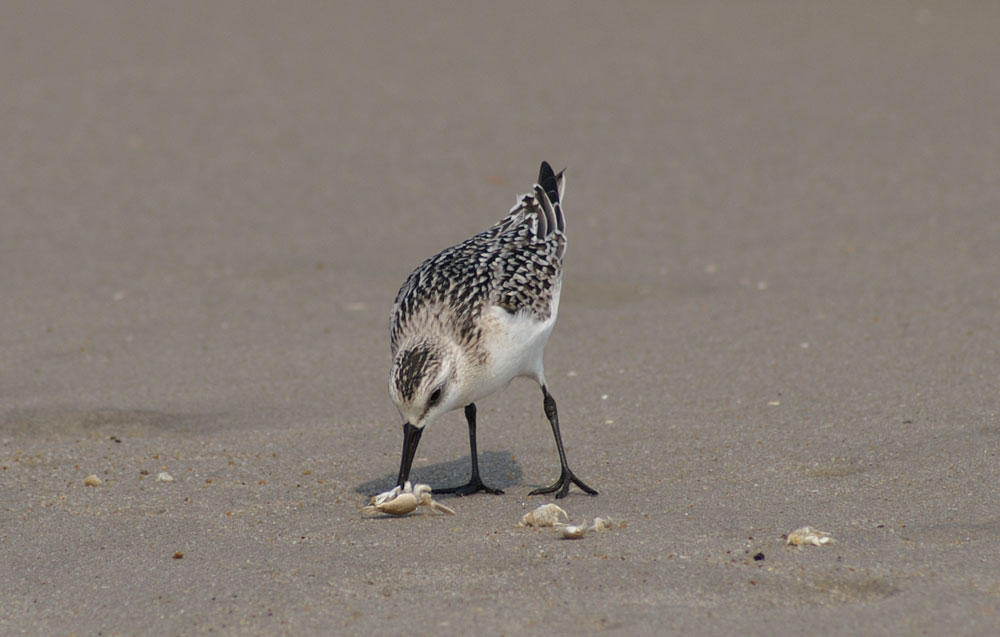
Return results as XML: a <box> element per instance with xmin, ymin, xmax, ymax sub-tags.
<box><xmin>528</xmin><ymin>469</ymin><xmax>598</xmax><ymax>499</ymax></box>
<box><xmin>434</xmin><ymin>476</ymin><xmax>504</xmax><ymax>496</ymax></box>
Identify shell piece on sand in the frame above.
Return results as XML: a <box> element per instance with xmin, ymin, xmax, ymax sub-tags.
<box><xmin>84</xmin><ymin>475</ymin><xmax>103</xmax><ymax>487</ymax></box>
<box><xmin>427</xmin><ymin>499</ymin><xmax>456</xmax><ymax>515</ymax></box>
<box><xmin>517</xmin><ymin>503</ymin><xmax>568</xmax><ymax>528</ymax></box>
<box><xmin>362</xmin><ymin>482</ymin><xmax>455</xmax><ymax>517</ymax></box>
<box><xmin>554</xmin><ymin>516</ymin><xmax>615</xmax><ymax>539</ymax></box>
<box><xmin>786</xmin><ymin>526</ymin><xmax>836</xmax><ymax>546</ymax></box>
<box><xmin>556</xmin><ymin>523</ymin><xmax>587</xmax><ymax>539</ymax></box>
<box><xmin>156</xmin><ymin>472</ymin><xmax>174</xmax><ymax>482</ymax></box>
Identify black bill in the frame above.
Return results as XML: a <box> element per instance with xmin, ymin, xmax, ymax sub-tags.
<box><xmin>395</xmin><ymin>422</ymin><xmax>423</xmax><ymax>487</ymax></box>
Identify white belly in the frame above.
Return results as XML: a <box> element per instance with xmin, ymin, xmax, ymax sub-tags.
<box><xmin>460</xmin><ymin>304</ymin><xmax>558</xmax><ymax>404</ymax></box>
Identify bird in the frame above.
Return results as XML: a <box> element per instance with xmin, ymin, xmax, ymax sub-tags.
<box><xmin>387</xmin><ymin>161</ymin><xmax>597</xmax><ymax>499</ymax></box>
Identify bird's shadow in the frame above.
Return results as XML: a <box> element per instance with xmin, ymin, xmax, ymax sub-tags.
<box><xmin>355</xmin><ymin>451</ymin><xmax>523</xmax><ymax>498</ymax></box>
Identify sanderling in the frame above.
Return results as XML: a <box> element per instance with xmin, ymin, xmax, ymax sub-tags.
<box><xmin>387</xmin><ymin>161</ymin><xmax>597</xmax><ymax>499</ymax></box>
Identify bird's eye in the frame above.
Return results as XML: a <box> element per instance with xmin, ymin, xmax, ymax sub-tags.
<box><xmin>429</xmin><ymin>388</ymin><xmax>442</xmax><ymax>405</ymax></box>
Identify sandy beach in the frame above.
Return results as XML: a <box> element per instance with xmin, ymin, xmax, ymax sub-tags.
<box><xmin>3</xmin><ymin>2</ymin><xmax>999</xmax><ymax>634</ymax></box>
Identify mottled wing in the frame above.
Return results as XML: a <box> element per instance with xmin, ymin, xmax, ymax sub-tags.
<box><xmin>486</xmin><ymin>162</ymin><xmax>566</xmax><ymax>318</ymax></box>
<box><xmin>390</xmin><ymin>162</ymin><xmax>566</xmax><ymax>353</ymax></box>
<box><xmin>389</xmin><ymin>234</ymin><xmax>494</xmax><ymax>354</ymax></box>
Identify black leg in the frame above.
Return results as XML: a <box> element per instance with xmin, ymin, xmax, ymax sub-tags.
<box><xmin>434</xmin><ymin>403</ymin><xmax>504</xmax><ymax>496</ymax></box>
<box><xmin>528</xmin><ymin>386</ymin><xmax>598</xmax><ymax>498</ymax></box>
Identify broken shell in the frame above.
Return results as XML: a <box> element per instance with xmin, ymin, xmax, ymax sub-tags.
<box><xmin>517</xmin><ymin>503</ymin><xmax>568</xmax><ymax>528</ymax></box>
<box><xmin>589</xmin><ymin>517</ymin><xmax>613</xmax><ymax>532</ymax></box>
<box><xmin>362</xmin><ymin>482</ymin><xmax>454</xmax><ymax>516</ymax></box>
<box><xmin>84</xmin><ymin>475</ymin><xmax>103</xmax><ymax>487</ymax></box>
<box><xmin>408</xmin><ymin>484</ymin><xmax>454</xmax><ymax>515</ymax></box>
<box><xmin>156</xmin><ymin>472</ymin><xmax>174</xmax><ymax>483</ymax></box>
<box><xmin>786</xmin><ymin>526</ymin><xmax>836</xmax><ymax>546</ymax></box>
<box><xmin>368</xmin><ymin>492</ymin><xmax>420</xmax><ymax>515</ymax></box>
<box><xmin>370</xmin><ymin>484</ymin><xmax>403</xmax><ymax>507</ymax></box>
<box><xmin>556</xmin><ymin>523</ymin><xmax>587</xmax><ymax>539</ymax></box>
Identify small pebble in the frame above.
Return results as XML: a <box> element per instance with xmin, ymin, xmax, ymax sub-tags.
<box><xmin>84</xmin><ymin>475</ymin><xmax>102</xmax><ymax>487</ymax></box>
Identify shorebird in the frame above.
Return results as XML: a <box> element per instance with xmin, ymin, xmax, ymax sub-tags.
<box><xmin>388</xmin><ymin>161</ymin><xmax>597</xmax><ymax>499</ymax></box>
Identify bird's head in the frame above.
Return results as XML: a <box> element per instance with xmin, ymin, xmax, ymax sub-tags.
<box><xmin>388</xmin><ymin>340</ymin><xmax>459</xmax><ymax>431</ymax></box>
<box><xmin>389</xmin><ymin>340</ymin><xmax>463</xmax><ymax>487</ymax></box>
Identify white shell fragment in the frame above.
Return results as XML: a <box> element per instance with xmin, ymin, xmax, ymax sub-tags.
<box><xmin>554</xmin><ymin>516</ymin><xmax>615</xmax><ymax>539</ymax></box>
<box><xmin>517</xmin><ymin>503</ymin><xmax>568</xmax><ymax>528</ymax></box>
<box><xmin>83</xmin><ymin>475</ymin><xmax>103</xmax><ymax>487</ymax></box>
<box><xmin>786</xmin><ymin>526</ymin><xmax>836</xmax><ymax>546</ymax></box>
<box><xmin>555</xmin><ymin>523</ymin><xmax>587</xmax><ymax>539</ymax></box>
<box><xmin>362</xmin><ymin>482</ymin><xmax>455</xmax><ymax>517</ymax></box>
<box><xmin>156</xmin><ymin>472</ymin><xmax>174</xmax><ymax>482</ymax></box>
<box><xmin>371</xmin><ymin>485</ymin><xmax>402</xmax><ymax>507</ymax></box>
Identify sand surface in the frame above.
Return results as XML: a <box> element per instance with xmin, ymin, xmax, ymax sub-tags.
<box><xmin>3</xmin><ymin>2</ymin><xmax>1000</xmax><ymax>634</ymax></box>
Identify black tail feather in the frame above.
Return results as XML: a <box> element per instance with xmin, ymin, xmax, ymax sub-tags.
<box><xmin>538</xmin><ymin>161</ymin><xmax>560</xmax><ymax>205</ymax></box>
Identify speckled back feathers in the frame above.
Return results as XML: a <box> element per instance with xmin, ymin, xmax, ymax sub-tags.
<box><xmin>390</xmin><ymin>162</ymin><xmax>566</xmax><ymax>356</ymax></box>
